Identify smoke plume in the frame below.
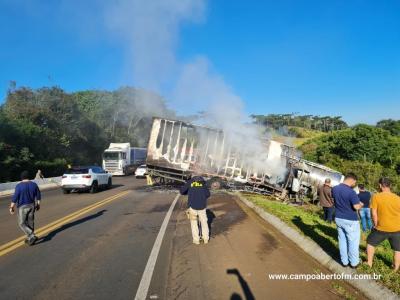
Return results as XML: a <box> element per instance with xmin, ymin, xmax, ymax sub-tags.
<box><xmin>103</xmin><ymin>0</ymin><xmax>287</xmax><ymax>181</ymax></box>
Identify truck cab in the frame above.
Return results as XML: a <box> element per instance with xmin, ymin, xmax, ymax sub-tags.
<box><xmin>103</xmin><ymin>143</ymin><xmax>131</xmax><ymax>175</ymax></box>
<box><xmin>102</xmin><ymin>143</ymin><xmax>147</xmax><ymax>176</ymax></box>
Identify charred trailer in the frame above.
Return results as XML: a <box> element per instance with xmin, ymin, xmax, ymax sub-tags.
<box><xmin>285</xmin><ymin>159</ymin><xmax>344</xmax><ymax>202</ymax></box>
<box><xmin>145</xmin><ymin>117</ymin><xmax>302</xmax><ymax>194</ymax></box>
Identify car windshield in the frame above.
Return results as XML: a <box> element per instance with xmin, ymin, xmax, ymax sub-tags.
<box><xmin>65</xmin><ymin>168</ymin><xmax>89</xmax><ymax>174</ymax></box>
<box><xmin>103</xmin><ymin>152</ymin><xmax>120</xmax><ymax>160</ymax></box>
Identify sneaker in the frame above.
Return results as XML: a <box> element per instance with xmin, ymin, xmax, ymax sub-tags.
<box><xmin>24</xmin><ymin>238</ymin><xmax>29</xmax><ymax>244</ymax></box>
<box><xmin>28</xmin><ymin>235</ymin><xmax>38</xmax><ymax>246</ymax></box>
<box><xmin>193</xmin><ymin>240</ymin><xmax>200</xmax><ymax>245</ymax></box>
<box><xmin>203</xmin><ymin>239</ymin><xmax>209</xmax><ymax>244</ymax></box>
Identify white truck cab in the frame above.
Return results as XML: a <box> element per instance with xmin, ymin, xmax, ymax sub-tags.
<box><xmin>102</xmin><ymin>143</ymin><xmax>146</xmax><ymax>176</ymax></box>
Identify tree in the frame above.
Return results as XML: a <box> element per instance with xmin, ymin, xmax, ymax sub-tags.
<box><xmin>377</xmin><ymin>119</ymin><xmax>400</xmax><ymax>136</ymax></box>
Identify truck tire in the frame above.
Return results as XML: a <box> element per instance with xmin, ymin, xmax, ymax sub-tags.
<box><xmin>90</xmin><ymin>181</ymin><xmax>98</xmax><ymax>193</ymax></box>
<box><xmin>208</xmin><ymin>177</ymin><xmax>224</xmax><ymax>190</ymax></box>
<box><xmin>107</xmin><ymin>178</ymin><xmax>112</xmax><ymax>189</ymax></box>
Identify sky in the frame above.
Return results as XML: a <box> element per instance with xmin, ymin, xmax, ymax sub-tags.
<box><xmin>0</xmin><ymin>0</ymin><xmax>399</xmax><ymax>125</ymax></box>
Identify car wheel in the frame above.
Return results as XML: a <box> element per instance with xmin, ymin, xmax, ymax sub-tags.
<box><xmin>62</xmin><ymin>188</ymin><xmax>71</xmax><ymax>194</ymax></box>
<box><xmin>90</xmin><ymin>181</ymin><xmax>98</xmax><ymax>193</ymax></box>
<box><xmin>107</xmin><ymin>178</ymin><xmax>112</xmax><ymax>189</ymax></box>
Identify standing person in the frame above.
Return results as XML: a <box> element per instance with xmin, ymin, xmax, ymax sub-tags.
<box><xmin>358</xmin><ymin>184</ymin><xmax>372</xmax><ymax>232</ymax></box>
<box><xmin>366</xmin><ymin>178</ymin><xmax>400</xmax><ymax>271</ymax></box>
<box><xmin>35</xmin><ymin>169</ymin><xmax>44</xmax><ymax>180</ymax></box>
<box><xmin>9</xmin><ymin>171</ymin><xmax>41</xmax><ymax>246</ymax></box>
<box><xmin>180</xmin><ymin>173</ymin><xmax>210</xmax><ymax>245</ymax></box>
<box><xmin>318</xmin><ymin>178</ymin><xmax>334</xmax><ymax>223</ymax></box>
<box><xmin>332</xmin><ymin>173</ymin><xmax>364</xmax><ymax>268</ymax></box>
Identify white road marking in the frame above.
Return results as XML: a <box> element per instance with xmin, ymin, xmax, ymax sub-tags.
<box><xmin>134</xmin><ymin>193</ymin><xmax>180</xmax><ymax>300</ymax></box>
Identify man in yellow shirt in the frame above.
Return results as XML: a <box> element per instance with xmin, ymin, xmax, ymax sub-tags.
<box><xmin>366</xmin><ymin>178</ymin><xmax>400</xmax><ymax>271</ymax></box>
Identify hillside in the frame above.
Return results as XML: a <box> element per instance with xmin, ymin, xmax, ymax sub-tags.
<box><xmin>271</xmin><ymin>126</ymin><xmax>327</xmax><ymax>147</ymax></box>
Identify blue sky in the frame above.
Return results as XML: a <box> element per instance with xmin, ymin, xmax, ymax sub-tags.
<box><xmin>0</xmin><ymin>0</ymin><xmax>399</xmax><ymax>124</ymax></box>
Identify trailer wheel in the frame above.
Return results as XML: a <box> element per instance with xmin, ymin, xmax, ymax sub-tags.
<box><xmin>208</xmin><ymin>178</ymin><xmax>224</xmax><ymax>190</ymax></box>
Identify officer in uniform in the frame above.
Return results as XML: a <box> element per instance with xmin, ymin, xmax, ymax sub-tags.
<box><xmin>180</xmin><ymin>173</ymin><xmax>211</xmax><ymax>245</ymax></box>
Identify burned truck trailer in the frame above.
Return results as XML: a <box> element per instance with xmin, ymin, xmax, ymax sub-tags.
<box><xmin>146</xmin><ymin>117</ymin><xmax>343</xmax><ymax>196</ymax></box>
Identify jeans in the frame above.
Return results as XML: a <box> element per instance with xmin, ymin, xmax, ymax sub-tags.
<box><xmin>359</xmin><ymin>208</ymin><xmax>372</xmax><ymax>232</ymax></box>
<box><xmin>18</xmin><ymin>204</ymin><xmax>35</xmax><ymax>238</ymax></box>
<box><xmin>335</xmin><ymin>218</ymin><xmax>360</xmax><ymax>267</ymax></box>
<box><xmin>189</xmin><ymin>207</ymin><xmax>209</xmax><ymax>242</ymax></box>
<box><xmin>323</xmin><ymin>206</ymin><xmax>334</xmax><ymax>222</ymax></box>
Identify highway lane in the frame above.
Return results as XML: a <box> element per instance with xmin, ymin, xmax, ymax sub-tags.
<box><xmin>0</xmin><ymin>177</ymin><xmax>364</xmax><ymax>299</ymax></box>
<box><xmin>0</xmin><ymin>176</ymin><xmax>137</xmax><ymax>244</ymax></box>
<box><xmin>0</xmin><ymin>176</ymin><xmax>179</xmax><ymax>299</ymax></box>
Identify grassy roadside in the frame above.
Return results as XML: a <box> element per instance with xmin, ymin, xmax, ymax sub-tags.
<box><xmin>241</xmin><ymin>192</ymin><xmax>400</xmax><ymax>295</ymax></box>
<box><xmin>271</xmin><ymin>126</ymin><xmax>327</xmax><ymax>147</ymax></box>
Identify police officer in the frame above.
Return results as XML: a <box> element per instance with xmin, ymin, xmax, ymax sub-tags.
<box><xmin>180</xmin><ymin>172</ymin><xmax>210</xmax><ymax>245</ymax></box>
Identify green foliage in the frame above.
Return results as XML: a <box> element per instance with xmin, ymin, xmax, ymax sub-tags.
<box><xmin>0</xmin><ymin>85</ymin><xmax>174</xmax><ymax>182</ymax></box>
<box><xmin>286</xmin><ymin>126</ymin><xmax>325</xmax><ymax>139</ymax></box>
<box><xmin>377</xmin><ymin>119</ymin><xmax>400</xmax><ymax>136</ymax></box>
<box><xmin>300</xmin><ymin>124</ymin><xmax>400</xmax><ymax>193</ymax></box>
<box><xmin>252</xmin><ymin>113</ymin><xmax>348</xmax><ymax>132</ymax></box>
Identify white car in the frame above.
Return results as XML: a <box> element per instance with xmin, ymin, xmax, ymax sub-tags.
<box><xmin>61</xmin><ymin>166</ymin><xmax>112</xmax><ymax>194</ymax></box>
<box><xmin>135</xmin><ymin>165</ymin><xmax>148</xmax><ymax>178</ymax></box>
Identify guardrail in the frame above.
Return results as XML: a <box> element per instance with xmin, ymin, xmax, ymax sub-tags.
<box><xmin>0</xmin><ymin>177</ymin><xmax>62</xmax><ymax>195</ymax></box>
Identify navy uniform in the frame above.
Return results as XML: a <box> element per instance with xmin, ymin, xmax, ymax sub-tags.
<box><xmin>180</xmin><ymin>176</ymin><xmax>210</xmax><ymax>244</ymax></box>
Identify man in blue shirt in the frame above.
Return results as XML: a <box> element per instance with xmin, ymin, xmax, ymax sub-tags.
<box><xmin>9</xmin><ymin>171</ymin><xmax>42</xmax><ymax>246</ymax></box>
<box><xmin>180</xmin><ymin>173</ymin><xmax>211</xmax><ymax>245</ymax></box>
<box><xmin>358</xmin><ymin>184</ymin><xmax>372</xmax><ymax>232</ymax></box>
<box><xmin>332</xmin><ymin>173</ymin><xmax>363</xmax><ymax>268</ymax></box>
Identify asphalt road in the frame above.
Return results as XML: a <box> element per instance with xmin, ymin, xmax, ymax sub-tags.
<box><xmin>0</xmin><ymin>177</ymin><xmax>364</xmax><ymax>299</ymax></box>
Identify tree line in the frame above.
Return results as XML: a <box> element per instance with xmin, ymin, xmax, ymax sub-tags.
<box><xmin>1</xmin><ymin>85</ymin><xmax>399</xmax><ymax>192</ymax></box>
<box><xmin>300</xmin><ymin>124</ymin><xmax>400</xmax><ymax>193</ymax></box>
<box><xmin>0</xmin><ymin>85</ymin><xmax>175</xmax><ymax>182</ymax></box>
<box><xmin>252</xmin><ymin>113</ymin><xmax>400</xmax><ymax>193</ymax></box>
<box><xmin>251</xmin><ymin>113</ymin><xmax>348</xmax><ymax>132</ymax></box>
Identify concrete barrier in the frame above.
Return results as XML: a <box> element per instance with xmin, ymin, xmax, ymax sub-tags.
<box><xmin>0</xmin><ymin>177</ymin><xmax>61</xmax><ymax>197</ymax></box>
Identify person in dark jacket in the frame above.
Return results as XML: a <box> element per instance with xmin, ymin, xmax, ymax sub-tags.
<box><xmin>318</xmin><ymin>178</ymin><xmax>334</xmax><ymax>223</ymax></box>
<box><xmin>358</xmin><ymin>184</ymin><xmax>372</xmax><ymax>232</ymax></box>
<box><xmin>9</xmin><ymin>171</ymin><xmax>41</xmax><ymax>246</ymax></box>
<box><xmin>180</xmin><ymin>174</ymin><xmax>210</xmax><ymax>245</ymax></box>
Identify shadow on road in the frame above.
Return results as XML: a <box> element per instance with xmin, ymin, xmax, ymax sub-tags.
<box><xmin>107</xmin><ymin>184</ymin><xmax>124</xmax><ymax>190</ymax></box>
<box><xmin>72</xmin><ymin>185</ymin><xmax>124</xmax><ymax>194</ymax></box>
<box><xmin>227</xmin><ymin>268</ymin><xmax>255</xmax><ymax>300</ymax></box>
<box><xmin>36</xmin><ymin>209</ymin><xmax>107</xmax><ymax>244</ymax></box>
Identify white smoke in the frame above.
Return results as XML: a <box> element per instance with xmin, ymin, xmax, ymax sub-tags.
<box><xmin>102</xmin><ymin>0</ymin><xmax>288</xmax><ymax>182</ymax></box>
<box><xmin>103</xmin><ymin>0</ymin><xmax>205</xmax><ymax>91</ymax></box>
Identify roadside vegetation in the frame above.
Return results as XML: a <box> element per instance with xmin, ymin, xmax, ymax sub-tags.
<box><xmin>0</xmin><ymin>84</ymin><xmax>175</xmax><ymax>181</ymax></box>
<box><xmin>300</xmin><ymin>124</ymin><xmax>400</xmax><ymax>193</ymax></box>
<box><xmin>242</xmin><ymin>192</ymin><xmax>400</xmax><ymax>295</ymax></box>
<box><xmin>271</xmin><ymin>126</ymin><xmax>327</xmax><ymax>147</ymax></box>
<box><xmin>253</xmin><ymin>114</ymin><xmax>400</xmax><ymax>193</ymax></box>
<box><xmin>252</xmin><ymin>113</ymin><xmax>348</xmax><ymax>132</ymax></box>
